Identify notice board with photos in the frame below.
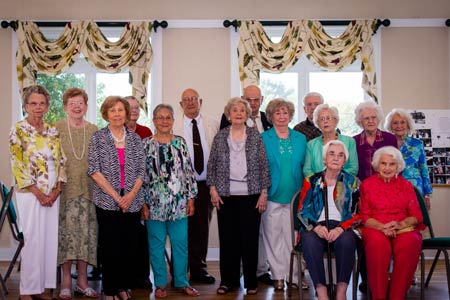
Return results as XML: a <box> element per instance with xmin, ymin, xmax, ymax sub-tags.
<box><xmin>408</xmin><ymin>109</ymin><xmax>450</xmax><ymax>186</ymax></box>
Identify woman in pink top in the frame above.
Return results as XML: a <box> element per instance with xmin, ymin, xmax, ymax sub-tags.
<box><xmin>360</xmin><ymin>146</ymin><xmax>424</xmax><ymax>300</ymax></box>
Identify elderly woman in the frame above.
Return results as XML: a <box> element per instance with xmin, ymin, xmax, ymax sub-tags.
<box><xmin>55</xmin><ymin>88</ymin><xmax>98</xmax><ymax>300</ymax></box>
<box><xmin>143</xmin><ymin>104</ymin><xmax>199</xmax><ymax>298</ymax></box>
<box><xmin>88</xmin><ymin>96</ymin><xmax>145</xmax><ymax>300</ymax></box>
<box><xmin>360</xmin><ymin>146</ymin><xmax>423</xmax><ymax>300</ymax></box>
<box><xmin>298</xmin><ymin>140</ymin><xmax>360</xmax><ymax>300</ymax></box>
<box><xmin>303</xmin><ymin>103</ymin><xmax>358</xmax><ymax>178</ymax></box>
<box><xmin>385</xmin><ymin>108</ymin><xmax>432</xmax><ymax>209</ymax></box>
<box><xmin>9</xmin><ymin>85</ymin><xmax>66</xmax><ymax>300</ymax></box>
<box><xmin>353</xmin><ymin>101</ymin><xmax>397</xmax><ymax>181</ymax></box>
<box><xmin>207</xmin><ymin>97</ymin><xmax>270</xmax><ymax>296</ymax></box>
<box><xmin>261</xmin><ymin>99</ymin><xmax>306</xmax><ymax>290</ymax></box>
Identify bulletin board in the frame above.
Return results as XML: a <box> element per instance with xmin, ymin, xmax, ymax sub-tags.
<box><xmin>408</xmin><ymin>109</ymin><xmax>450</xmax><ymax>186</ymax></box>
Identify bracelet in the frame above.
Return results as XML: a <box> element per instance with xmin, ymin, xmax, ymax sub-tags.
<box><xmin>116</xmin><ymin>196</ymin><xmax>121</xmax><ymax>203</ymax></box>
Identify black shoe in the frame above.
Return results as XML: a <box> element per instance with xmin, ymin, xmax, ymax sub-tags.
<box><xmin>358</xmin><ymin>281</ymin><xmax>368</xmax><ymax>293</ymax></box>
<box><xmin>190</xmin><ymin>273</ymin><xmax>216</xmax><ymax>284</ymax></box>
<box><xmin>135</xmin><ymin>278</ymin><xmax>153</xmax><ymax>291</ymax></box>
<box><xmin>257</xmin><ymin>273</ymin><xmax>273</xmax><ymax>285</ymax></box>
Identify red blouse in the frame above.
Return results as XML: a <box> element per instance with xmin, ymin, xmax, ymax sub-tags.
<box><xmin>360</xmin><ymin>174</ymin><xmax>423</xmax><ymax>226</ymax></box>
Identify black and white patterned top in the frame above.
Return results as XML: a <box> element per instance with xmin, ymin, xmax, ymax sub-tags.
<box><xmin>207</xmin><ymin>126</ymin><xmax>270</xmax><ymax>196</ymax></box>
<box><xmin>88</xmin><ymin>126</ymin><xmax>146</xmax><ymax>212</ymax></box>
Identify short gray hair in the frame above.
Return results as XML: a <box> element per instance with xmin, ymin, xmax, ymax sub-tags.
<box><xmin>224</xmin><ymin>97</ymin><xmax>251</xmax><ymax>121</ymax></box>
<box><xmin>384</xmin><ymin>108</ymin><xmax>415</xmax><ymax>135</ymax></box>
<box><xmin>302</xmin><ymin>92</ymin><xmax>324</xmax><ymax>105</ymax></box>
<box><xmin>265</xmin><ymin>98</ymin><xmax>295</xmax><ymax>123</ymax></box>
<box><xmin>354</xmin><ymin>101</ymin><xmax>384</xmax><ymax>128</ymax></box>
<box><xmin>372</xmin><ymin>146</ymin><xmax>405</xmax><ymax>173</ymax></box>
<box><xmin>22</xmin><ymin>85</ymin><xmax>51</xmax><ymax>107</ymax></box>
<box><xmin>152</xmin><ymin>104</ymin><xmax>174</xmax><ymax>120</ymax></box>
<box><xmin>322</xmin><ymin>140</ymin><xmax>349</xmax><ymax>163</ymax></box>
<box><xmin>313</xmin><ymin>103</ymin><xmax>340</xmax><ymax>129</ymax></box>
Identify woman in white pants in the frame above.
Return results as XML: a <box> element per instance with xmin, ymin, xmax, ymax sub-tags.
<box><xmin>9</xmin><ymin>85</ymin><xmax>66</xmax><ymax>300</ymax></box>
<box><xmin>261</xmin><ymin>99</ymin><xmax>307</xmax><ymax>290</ymax></box>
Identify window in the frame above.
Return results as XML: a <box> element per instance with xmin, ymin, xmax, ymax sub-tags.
<box><xmin>19</xmin><ymin>26</ymin><xmax>157</xmax><ymax>129</ymax></box>
<box><xmin>259</xmin><ymin>26</ymin><xmax>373</xmax><ymax>135</ymax></box>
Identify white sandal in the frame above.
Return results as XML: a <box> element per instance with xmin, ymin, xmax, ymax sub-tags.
<box><xmin>59</xmin><ymin>288</ymin><xmax>72</xmax><ymax>300</ymax></box>
<box><xmin>74</xmin><ymin>286</ymin><xmax>99</xmax><ymax>298</ymax></box>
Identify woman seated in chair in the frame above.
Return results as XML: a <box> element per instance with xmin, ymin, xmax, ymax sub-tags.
<box><xmin>360</xmin><ymin>146</ymin><xmax>424</xmax><ymax>300</ymax></box>
<box><xmin>298</xmin><ymin>140</ymin><xmax>360</xmax><ymax>300</ymax></box>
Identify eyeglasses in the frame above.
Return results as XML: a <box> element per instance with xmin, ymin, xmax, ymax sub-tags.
<box><xmin>67</xmin><ymin>101</ymin><xmax>85</xmax><ymax>107</ymax></box>
<box><xmin>154</xmin><ymin>116</ymin><xmax>173</xmax><ymax>122</ymax></box>
<box><xmin>27</xmin><ymin>101</ymin><xmax>48</xmax><ymax>107</ymax></box>
<box><xmin>327</xmin><ymin>152</ymin><xmax>345</xmax><ymax>159</ymax></box>
<box><xmin>182</xmin><ymin>97</ymin><xmax>199</xmax><ymax>103</ymax></box>
<box><xmin>362</xmin><ymin>116</ymin><xmax>378</xmax><ymax>123</ymax></box>
<box><xmin>130</xmin><ymin>106</ymin><xmax>140</xmax><ymax>111</ymax></box>
<box><xmin>243</xmin><ymin>97</ymin><xmax>262</xmax><ymax>103</ymax></box>
<box><xmin>318</xmin><ymin>116</ymin><xmax>335</xmax><ymax>122</ymax></box>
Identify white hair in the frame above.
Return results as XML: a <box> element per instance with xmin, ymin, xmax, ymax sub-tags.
<box><xmin>354</xmin><ymin>101</ymin><xmax>384</xmax><ymax>128</ymax></box>
<box><xmin>313</xmin><ymin>103</ymin><xmax>340</xmax><ymax>129</ymax></box>
<box><xmin>371</xmin><ymin>146</ymin><xmax>405</xmax><ymax>173</ymax></box>
<box><xmin>302</xmin><ymin>92</ymin><xmax>324</xmax><ymax>105</ymax></box>
<box><xmin>384</xmin><ymin>108</ymin><xmax>415</xmax><ymax>135</ymax></box>
<box><xmin>322</xmin><ymin>140</ymin><xmax>349</xmax><ymax>163</ymax></box>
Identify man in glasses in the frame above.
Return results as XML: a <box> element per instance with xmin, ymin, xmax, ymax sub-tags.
<box><xmin>173</xmin><ymin>88</ymin><xmax>219</xmax><ymax>284</ymax></box>
<box><xmin>220</xmin><ymin>85</ymin><xmax>272</xmax><ymax>132</ymax></box>
<box><xmin>293</xmin><ymin>92</ymin><xmax>324</xmax><ymax>141</ymax></box>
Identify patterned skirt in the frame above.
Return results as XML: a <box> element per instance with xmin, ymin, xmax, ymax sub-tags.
<box><xmin>58</xmin><ymin>195</ymin><xmax>98</xmax><ymax>266</ymax></box>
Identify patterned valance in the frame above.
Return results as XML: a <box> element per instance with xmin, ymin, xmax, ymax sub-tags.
<box><xmin>238</xmin><ymin>20</ymin><xmax>378</xmax><ymax>102</ymax></box>
<box><xmin>16</xmin><ymin>20</ymin><xmax>153</xmax><ymax>113</ymax></box>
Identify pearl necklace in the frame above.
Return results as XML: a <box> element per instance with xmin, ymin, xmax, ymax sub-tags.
<box><xmin>67</xmin><ymin>119</ymin><xmax>86</xmax><ymax>161</ymax></box>
<box><xmin>110</xmin><ymin>126</ymin><xmax>126</xmax><ymax>143</ymax></box>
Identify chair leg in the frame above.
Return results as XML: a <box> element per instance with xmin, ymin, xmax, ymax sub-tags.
<box><xmin>0</xmin><ymin>274</ymin><xmax>8</xmax><ymax>296</ymax></box>
<box><xmin>288</xmin><ymin>252</ymin><xmax>294</xmax><ymax>297</ymax></box>
<box><xmin>420</xmin><ymin>252</ymin><xmax>425</xmax><ymax>300</ymax></box>
<box><xmin>425</xmin><ymin>250</ymin><xmax>441</xmax><ymax>287</ymax></box>
<box><xmin>4</xmin><ymin>241</ymin><xmax>23</xmax><ymax>281</ymax></box>
<box><xmin>352</xmin><ymin>253</ymin><xmax>358</xmax><ymax>300</ymax></box>
<box><xmin>443</xmin><ymin>250</ymin><xmax>450</xmax><ymax>298</ymax></box>
<box><xmin>297</xmin><ymin>253</ymin><xmax>303</xmax><ymax>300</ymax></box>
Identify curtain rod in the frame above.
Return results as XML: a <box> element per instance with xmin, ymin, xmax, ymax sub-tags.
<box><xmin>0</xmin><ymin>20</ymin><xmax>168</xmax><ymax>32</ymax></box>
<box><xmin>223</xmin><ymin>19</ymin><xmax>391</xmax><ymax>34</ymax></box>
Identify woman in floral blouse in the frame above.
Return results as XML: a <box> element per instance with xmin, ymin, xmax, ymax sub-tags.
<box><xmin>9</xmin><ymin>85</ymin><xmax>66</xmax><ymax>300</ymax></box>
<box><xmin>385</xmin><ymin>108</ymin><xmax>433</xmax><ymax>209</ymax></box>
<box><xmin>143</xmin><ymin>104</ymin><xmax>199</xmax><ymax>298</ymax></box>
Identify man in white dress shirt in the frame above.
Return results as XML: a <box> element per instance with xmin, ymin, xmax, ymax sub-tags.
<box><xmin>173</xmin><ymin>88</ymin><xmax>219</xmax><ymax>284</ymax></box>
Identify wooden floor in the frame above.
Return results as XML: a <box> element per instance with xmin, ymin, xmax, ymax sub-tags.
<box><xmin>1</xmin><ymin>260</ymin><xmax>448</xmax><ymax>300</ymax></box>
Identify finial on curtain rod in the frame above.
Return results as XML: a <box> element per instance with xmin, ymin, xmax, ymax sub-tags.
<box><xmin>0</xmin><ymin>20</ymin><xmax>169</xmax><ymax>32</ymax></box>
<box><xmin>446</xmin><ymin>19</ymin><xmax>450</xmax><ymax>27</ymax></box>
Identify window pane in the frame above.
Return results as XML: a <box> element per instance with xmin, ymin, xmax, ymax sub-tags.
<box><xmin>260</xmin><ymin>72</ymin><xmax>298</xmax><ymax>126</ymax></box>
<box><xmin>309</xmin><ymin>72</ymin><xmax>364</xmax><ymax>136</ymax></box>
<box><xmin>36</xmin><ymin>73</ymin><xmax>85</xmax><ymax>123</ymax></box>
<box><xmin>96</xmin><ymin>73</ymin><xmax>131</xmax><ymax>128</ymax></box>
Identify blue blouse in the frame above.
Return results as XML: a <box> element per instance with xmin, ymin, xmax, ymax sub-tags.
<box><xmin>400</xmin><ymin>136</ymin><xmax>432</xmax><ymax>195</ymax></box>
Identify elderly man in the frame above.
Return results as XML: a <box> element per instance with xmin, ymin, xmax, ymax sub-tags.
<box><xmin>220</xmin><ymin>85</ymin><xmax>272</xmax><ymax>132</ymax></box>
<box><xmin>124</xmin><ymin>96</ymin><xmax>153</xmax><ymax>291</ymax></box>
<box><xmin>173</xmin><ymin>88</ymin><xmax>219</xmax><ymax>284</ymax></box>
<box><xmin>293</xmin><ymin>92</ymin><xmax>324</xmax><ymax>141</ymax></box>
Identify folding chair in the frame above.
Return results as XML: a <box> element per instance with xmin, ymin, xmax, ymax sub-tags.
<box><xmin>0</xmin><ymin>182</ymin><xmax>14</xmax><ymax>298</ymax></box>
<box><xmin>417</xmin><ymin>188</ymin><xmax>450</xmax><ymax>300</ymax></box>
<box><xmin>0</xmin><ymin>184</ymin><xmax>24</xmax><ymax>284</ymax></box>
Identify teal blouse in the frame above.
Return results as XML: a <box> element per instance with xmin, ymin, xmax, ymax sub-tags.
<box><xmin>303</xmin><ymin>134</ymin><xmax>358</xmax><ymax>178</ymax></box>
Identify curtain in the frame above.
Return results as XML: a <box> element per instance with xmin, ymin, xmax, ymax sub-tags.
<box><xmin>238</xmin><ymin>19</ymin><xmax>378</xmax><ymax>102</ymax></box>
<box><xmin>16</xmin><ymin>20</ymin><xmax>153</xmax><ymax>113</ymax></box>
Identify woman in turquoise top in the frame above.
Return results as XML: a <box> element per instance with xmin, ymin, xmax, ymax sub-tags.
<box><xmin>143</xmin><ymin>104</ymin><xmax>200</xmax><ymax>298</ymax></box>
<box><xmin>261</xmin><ymin>99</ymin><xmax>307</xmax><ymax>291</ymax></box>
<box><xmin>385</xmin><ymin>108</ymin><xmax>432</xmax><ymax>209</ymax></box>
<box><xmin>303</xmin><ymin>103</ymin><xmax>358</xmax><ymax>177</ymax></box>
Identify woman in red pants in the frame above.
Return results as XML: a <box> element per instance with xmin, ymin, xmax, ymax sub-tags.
<box><xmin>360</xmin><ymin>146</ymin><xmax>424</xmax><ymax>300</ymax></box>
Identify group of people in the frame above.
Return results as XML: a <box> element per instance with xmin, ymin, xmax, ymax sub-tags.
<box><xmin>9</xmin><ymin>83</ymin><xmax>431</xmax><ymax>300</ymax></box>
